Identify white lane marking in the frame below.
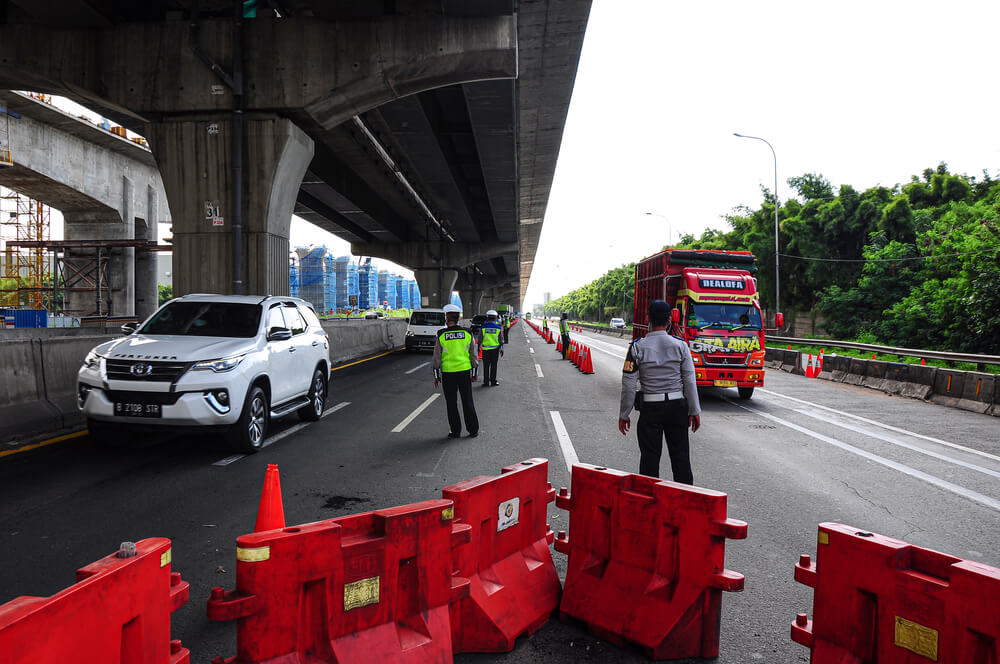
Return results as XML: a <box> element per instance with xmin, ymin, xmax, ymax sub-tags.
<box><xmin>529</xmin><ymin>347</ymin><xmax>535</xmax><ymax>354</ymax></box>
<box><xmin>417</xmin><ymin>448</ymin><xmax>449</xmax><ymax>477</ymax></box>
<box><xmin>727</xmin><ymin>398</ymin><xmax>1000</xmax><ymax>513</ymax></box>
<box><xmin>786</xmin><ymin>408</ymin><xmax>1000</xmax><ymax>480</ymax></box>
<box><xmin>535</xmin><ymin>363</ymin><xmax>544</xmax><ymax>378</ymax></box>
<box><xmin>213</xmin><ymin>401</ymin><xmax>352</xmax><ymax>465</ymax></box>
<box><xmin>585</xmin><ymin>341</ymin><xmax>627</xmax><ymax>360</ymax></box>
<box><xmin>405</xmin><ymin>362</ymin><xmax>430</xmax><ymax>375</ymax></box>
<box><xmin>759</xmin><ymin>389</ymin><xmax>1000</xmax><ymax>463</ymax></box>
<box><xmin>550</xmin><ymin>411</ymin><xmax>580</xmax><ymax>472</ymax></box>
<box><xmin>392</xmin><ymin>393</ymin><xmax>440</xmax><ymax>433</ymax></box>
<box><xmin>322</xmin><ymin>401</ymin><xmax>351</xmax><ymax>418</ymax></box>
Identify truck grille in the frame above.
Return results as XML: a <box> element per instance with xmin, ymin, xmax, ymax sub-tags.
<box><xmin>704</xmin><ymin>353</ymin><xmax>748</xmax><ymax>367</ymax></box>
<box><xmin>106</xmin><ymin>359</ymin><xmax>192</xmax><ymax>382</ymax></box>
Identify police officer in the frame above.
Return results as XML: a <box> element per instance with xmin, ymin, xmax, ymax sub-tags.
<box><xmin>502</xmin><ymin>314</ymin><xmax>511</xmax><ymax>344</ymax></box>
<box><xmin>479</xmin><ymin>310</ymin><xmax>504</xmax><ymax>387</ymax></box>
<box><xmin>559</xmin><ymin>312</ymin><xmax>571</xmax><ymax>359</ymax></box>
<box><xmin>617</xmin><ymin>300</ymin><xmax>701</xmax><ymax>483</ymax></box>
<box><xmin>433</xmin><ymin>304</ymin><xmax>480</xmax><ymax>438</ymax></box>
<box><xmin>542</xmin><ymin>316</ymin><xmax>549</xmax><ymax>334</ymax></box>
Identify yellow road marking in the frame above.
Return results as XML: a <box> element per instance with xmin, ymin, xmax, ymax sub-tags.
<box><xmin>330</xmin><ymin>348</ymin><xmax>402</xmax><ymax>372</ymax></box>
<box><xmin>0</xmin><ymin>429</ymin><xmax>87</xmax><ymax>459</ymax></box>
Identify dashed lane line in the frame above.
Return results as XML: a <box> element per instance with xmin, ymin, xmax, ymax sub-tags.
<box><xmin>405</xmin><ymin>361</ymin><xmax>430</xmax><ymax>375</ymax></box>
<box><xmin>759</xmin><ymin>388</ymin><xmax>1000</xmax><ymax>463</ymax></box>
<box><xmin>535</xmin><ymin>363</ymin><xmax>544</xmax><ymax>378</ymax></box>
<box><xmin>549</xmin><ymin>411</ymin><xmax>579</xmax><ymax>472</ymax></box>
<box><xmin>213</xmin><ymin>401</ymin><xmax>351</xmax><ymax>466</ymax></box>
<box><xmin>726</xmin><ymin>397</ymin><xmax>1000</xmax><ymax>513</ymax></box>
<box><xmin>392</xmin><ymin>393</ymin><xmax>440</xmax><ymax>433</ymax></box>
<box><xmin>529</xmin><ymin>347</ymin><xmax>535</xmax><ymax>354</ymax></box>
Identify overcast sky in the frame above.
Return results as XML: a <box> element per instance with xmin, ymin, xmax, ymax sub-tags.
<box><xmin>16</xmin><ymin>1</ymin><xmax>1000</xmax><ymax>309</ymax></box>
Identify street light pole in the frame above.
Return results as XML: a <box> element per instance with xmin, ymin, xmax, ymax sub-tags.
<box><xmin>733</xmin><ymin>132</ymin><xmax>780</xmax><ymax>323</ymax></box>
<box><xmin>644</xmin><ymin>211</ymin><xmax>672</xmax><ymax>247</ymax></box>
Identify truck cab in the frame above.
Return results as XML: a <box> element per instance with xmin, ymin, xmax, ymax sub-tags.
<box><xmin>633</xmin><ymin>249</ymin><xmax>779</xmax><ymax>399</ymax></box>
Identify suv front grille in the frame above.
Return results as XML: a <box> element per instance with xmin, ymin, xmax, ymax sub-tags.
<box><xmin>106</xmin><ymin>359</ymin><xmax>192</xmax><ymax>382</ymax></box>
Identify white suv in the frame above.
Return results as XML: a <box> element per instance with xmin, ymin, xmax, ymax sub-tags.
<box><xmin>77</xmin><ymin>294</ymin><xmax>330</xmax><ymax>452</ymax></box>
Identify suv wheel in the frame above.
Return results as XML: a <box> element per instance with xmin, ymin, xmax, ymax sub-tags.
<box><xmin>299</xmin><ymin>368</ymin><xmax>327</xmax><ymax>421</ymax></box>
<box><xmin>230</xmin><ymin>386</ymin><xmax>269</xmax><ymax>453</ymax></box>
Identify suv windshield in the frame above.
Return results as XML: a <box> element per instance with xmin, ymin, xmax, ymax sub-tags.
<box><xmin>410</xmin><ymin>311</ymin><xmax>446</xmax><ymax>327</ymax></box>
<box><xmin>688</xmin><ymin>303</ymin><xmax>762</xmax><ymax>330</ymax></box>
<box><xmin>141</xmin><ymin>301</ymin><xmax>262</xmax><ymax>338</ymax></box>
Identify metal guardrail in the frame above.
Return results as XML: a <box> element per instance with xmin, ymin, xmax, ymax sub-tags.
<box><xmin>770</xmin><ymin>336</ymin><xmax>1000</xmax><ymax>367</ymax></box>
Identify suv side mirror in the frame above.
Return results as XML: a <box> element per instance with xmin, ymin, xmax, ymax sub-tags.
<box><xmin>775</xmin><ymin>312</ymin><xmax>784</xmax><ymax>329</ymax></box>
<box><xmin>121</xmin><ymin>322</ymin><xmax>138</xmax><ymax>335</ymax></box>
<box><xmin>267</xmin><ymin>327</ymin><xmax>292</xmax><ymax>341</ymax></box>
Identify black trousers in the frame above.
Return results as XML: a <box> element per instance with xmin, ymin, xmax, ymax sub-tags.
<box><xmin>442</xmin><ymin>370</ymin><xmax>479</xmax><ymax>435</ymax></box>
<box><xmin>561</xmin><ymin>334</ymin><xmax>570</xmax><ymax>359</ymax></box>
<box><xmin>482</xmin><ymin>348</ymin><xmax>500</xmax><ymax>384</ymax></box>
<box><xmin>503</xmin><ymin>328</ymin><xmax>509</xmax><ymax>343</ymax></box>
<box><xmin>636</xmin><ymin>399</ymin><xmax>693</xmax><ymax>484</ymax></box>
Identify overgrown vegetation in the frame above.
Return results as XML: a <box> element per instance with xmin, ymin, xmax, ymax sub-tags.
<box><xmin>544</xmin><ymin>163</ymin><xmax>1000</xmax><ymax>354</ymax></box>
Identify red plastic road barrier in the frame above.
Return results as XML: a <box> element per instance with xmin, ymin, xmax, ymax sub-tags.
<box><xmin>554</xmin><ymin>464</ymin><xmax>747</xmax><ymax>660</ymax></box>
<box><xmin>443</xmin><ymin>458</ymin><xmax>561</xmax><ymax>653</ymax></box>
<box><xmin>0</xmin><ymin>538</ymin><xmax>190</xmax><ymax>663</ymax></box>
<box><xmin>208</xmin><ymin>499</ymin><xmax>470</xmax><ymax>664</ymax></box>
<box><xmin>792</xmin><ymin>523</ymin><xmax>1000</xmax><ymax>663</ymax></box>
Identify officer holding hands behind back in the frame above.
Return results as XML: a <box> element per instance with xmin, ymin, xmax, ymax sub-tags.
<box><xmin>618</xmin><ymin>299</ymin><xmax>701</xmax><ymax>483</ymax></box>
<box><xmin>433</xmin><ymin>304</ymin><xmax>480</xmax><ymax>438</ymax></box>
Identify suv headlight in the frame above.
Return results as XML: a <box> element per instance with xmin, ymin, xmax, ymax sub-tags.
<box><xmin>83</xmin><ymin>351</ymin><xmax>103</xmax><ymax>371</ymax></box>
<box><xmin>192</xmin><ymin>354</ymin><xmax>246</xmax><ymax>373</ymax></box>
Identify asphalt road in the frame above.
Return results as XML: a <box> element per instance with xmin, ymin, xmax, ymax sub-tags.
<box><xmin>1</xmin><ymin>321</ymin><xmax>998</xmax><ymax>662</ymax></box>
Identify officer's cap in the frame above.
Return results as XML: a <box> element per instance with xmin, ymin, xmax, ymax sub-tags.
<box><xmin>443</xmin><ymin>304</ymin><xmax>461</xmax><ymax>314</ymax></box>
<box><xmin>486</xmin><ymin>309</ymin><xmax>498</xmax><ymax>316</ymax></box>
<box><xmin>649</xmin><ymin>299</ymin><xmax>671</xmax><ymax>318</ymax></box>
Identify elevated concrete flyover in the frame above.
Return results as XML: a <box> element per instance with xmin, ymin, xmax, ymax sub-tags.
<box><xmin>0</xmin><ymin>92</ymin><xmax>171</xmax><ymax>318</ymax></box>
<box><xmin>0</xmin><ymin>0</ymin><xmax>591</xmax><ymax>307</ymax></box>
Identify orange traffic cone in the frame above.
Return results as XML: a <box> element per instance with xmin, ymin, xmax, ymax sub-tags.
<box><xmin>581</xmin><ymin>346</ymin><xmax>595</xmax><ymax>374</ymax></box>
<box><xmin>871</xmin><ymin>353</ymin><xmax>877</xmax><ymax>360</ymax></box>
<box><xmin>556</xmin><ymin>337</ymin><xmax>563</xmax><ymax>353</ymax></box>
<box><xmin>920</xmin><ymin>358</ymin><xmax>926</xmax><ymax>366</ymax></box>
<box><xmin>254</xmin><ymin>464</ymin><xmax>285</xmax><ymax>533</ymax></box>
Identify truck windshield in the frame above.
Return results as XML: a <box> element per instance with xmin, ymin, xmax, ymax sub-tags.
<box><xmin>410</xmin><ymin>311</ymin><xmax>446</xmax><ymax>327</ymax></box>
<box><xmin>688</xmin><ymin>303</ymin><xmax>762</xmax><ymax>330</ymax></box>
<box><xmin>141</xmin><ymin>302</ymin><xmax>262</xmax><ymax>337</ymax></box>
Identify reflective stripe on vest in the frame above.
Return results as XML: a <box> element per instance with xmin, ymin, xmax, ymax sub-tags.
<box><xmin>560</xmin><ymin>320</ymin><xmax>568</xmax><ymax>335</ymax></box>
<box><xmin>440</xmin><ymin>329</ymin><xmax>473</xmax><ymax>372</ymax></box>
<box><xmin>481</xmin><ymin>326</ymin><xmax>501</xmax><ymax>350</ymax></box>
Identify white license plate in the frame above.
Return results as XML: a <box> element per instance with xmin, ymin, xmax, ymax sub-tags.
<box><xmin>114</xmin><ymin>402</ymin><xmax>162</xmax><ymax>418</ymax></box>
<box><xmin>714</xmin><ymin>380</ymin><xmax>738</xmax><ymax>388</ymax></box>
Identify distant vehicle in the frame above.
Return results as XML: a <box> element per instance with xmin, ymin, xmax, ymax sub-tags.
<box><xmin>364</xmin><ymin>310</ymin><xmax>384</xmax><ymax>319</ymax></box>
<box><xmin>610</xmin><ymin>317</ymin><xmax>627</xmax><ymax>329</ymax></box>
<box><xmin>77</xmin><ymin>295</ymin><xmax>330</xmax><ymax>452</ymax></box>
<box><xmin>470</xmin><ymin>314</ymin><xmax>488</xmax><ymax>341</ymax></box>
<box><xmin>632</xmin><ymin>249</ymin><xmax>782</xmax><ymax>400</ymax></box>
<box><xmin>405</xmin><ymin>308</ymin><xmax>447</xmax><ymax>352</ymax></box>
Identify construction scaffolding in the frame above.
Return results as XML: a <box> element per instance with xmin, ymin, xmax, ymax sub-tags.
<box><xmin>1</xmin><ymin>189</ymin><xmax>51</xmax><ymax>310</ymax></box>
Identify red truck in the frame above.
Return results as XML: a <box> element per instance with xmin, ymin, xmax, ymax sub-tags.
<box><xmin>632</xmin><ymin>249</ymin><xmax>782</xmax><ymax>400</ymax></box>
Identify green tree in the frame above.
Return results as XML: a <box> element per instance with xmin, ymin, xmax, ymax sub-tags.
<box><xmin>158</xmin><ymin>283</ymin><xmax>173</xmax><ymax>305</ymax></box>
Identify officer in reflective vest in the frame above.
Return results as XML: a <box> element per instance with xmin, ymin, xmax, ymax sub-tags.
<box><xmin>480</xmin><ymin>309</ymin><xmax>504</xmax><ymax>387</ymax></box>
<box><xmin>542</xmin><ymin>317</ymin><xmax>549</xmax><ymax>333</ymax></box>
<box><xmin>559</xmin><ymin>312</ymin><xmax>571</xmax><ymax>359</ymax></box>
<box><xmin>618</xmin><ymin>299</ymin><xmax>701</xmax><ymax>482</ymax></box>
<box><xmin>502</xmin><ymin>315</ymin><xmax>511</xmax><ymax>343</ymax></box>
<box><xmin>433</xmin><ymin>304</ymin><xmax>480</xmax><ymax>438</ymax></box>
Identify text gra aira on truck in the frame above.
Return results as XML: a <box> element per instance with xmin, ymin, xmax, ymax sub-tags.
<box><xmin>632</xmin><ymin>249</ymin><xmax>783</xmax><ymax>400</ymax></box>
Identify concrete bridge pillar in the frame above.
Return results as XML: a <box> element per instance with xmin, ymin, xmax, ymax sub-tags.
<box><xmin>147</xmin><ymin>115</ymin><xmax>313</xmax><ymax>297</ymax></box>
<box><xmin>63</xmin><ymin>209</ymin><xmax>133</xmax><ymax>316</ymax></box>
<box><xmin>413</xmin><ymin>268</ymin><xmax>458</xmax><ymax>309</ymax></box>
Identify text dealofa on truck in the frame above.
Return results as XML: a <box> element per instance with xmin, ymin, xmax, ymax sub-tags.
<box><xmin>632</xmin><ymin>249</ymin><xmax>783</xmax><ymax>400</ymax></box>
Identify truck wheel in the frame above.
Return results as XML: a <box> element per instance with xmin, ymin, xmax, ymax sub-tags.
<box><xmin>738</xmin><ymin>386</ymin><xmax>754</xmax><ymax>400</ymax></box>
<box><xmin>229</xmin><ymin>386</ymin><xmax>269</xmax><ymax>453</ymax></box>
<box><xmin>298</xmin><ymin>368</ymin><xmax>327</xmax><ymax>421</ymax></box>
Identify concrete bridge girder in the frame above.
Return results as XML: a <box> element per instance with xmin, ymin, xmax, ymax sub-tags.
<box><xmin>0</xmin><ymin>16</ymin><xmax>517</xmax><ymax>132</ymax></box>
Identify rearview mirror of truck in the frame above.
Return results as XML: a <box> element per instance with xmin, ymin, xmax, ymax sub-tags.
<box><xmin>671</xmin><ymin>308</ymin><xmax>681</xmax><ymax>324</ymax></box>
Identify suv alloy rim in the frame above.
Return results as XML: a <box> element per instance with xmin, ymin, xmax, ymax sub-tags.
<box><xmin>249</xmin><ymin>394</ymin><xmax>266</xmax><ymax>445</ymax></box>
<box><xmin>313</xmin><ymin>372</ymin><xmax>325</xmax><ymax>415</ymax></box>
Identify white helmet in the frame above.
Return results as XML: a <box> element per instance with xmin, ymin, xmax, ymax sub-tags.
<box><xmin>443</xmin><ymin>304</ymin><xmax>461</xmax><ymax>314</ymax></box>
<box><xmin>486</xmin><ymin>309</ymin><xmax>498</xmax><ymax>316</ymax></box>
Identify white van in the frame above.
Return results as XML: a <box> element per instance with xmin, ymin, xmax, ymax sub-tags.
<box><xmin>405</xmin><ymin>308</ymin><xmax>448</xmax><ymax>351</ymax></box>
